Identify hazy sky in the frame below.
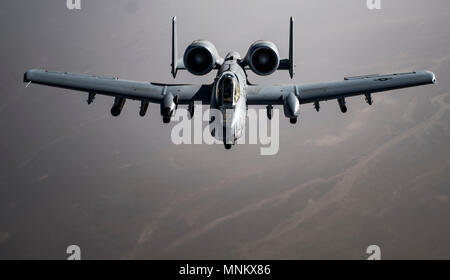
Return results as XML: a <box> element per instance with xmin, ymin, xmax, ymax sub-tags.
<box><xmin>0</xmin><ymin>0</ymin><xmax>449</xmax><ymax>259</ymax></box>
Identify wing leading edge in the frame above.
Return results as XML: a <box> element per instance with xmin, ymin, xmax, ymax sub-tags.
<box><xmin>24</xmin><ymin>69</ymin><xmax>212</xmax><ymax>104</ymax></box>
<box><xmin>247</xmin><ymin>71</ymin><xmax>436</xmax><ymax>105</ymax></box>
<box><xmin>24</xmin><ymin>69</ymin><xmax>436</xmax><ymax>108</ymax></box>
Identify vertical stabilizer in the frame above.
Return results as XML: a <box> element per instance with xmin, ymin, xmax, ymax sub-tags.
<box><xmin>289</xmin><ymin>16</ymin><xmax>295</xmax><ymax>79</ymax></box>
<box><xmin>171</xmin><ymin>16</ymin><xmax>178</xmax><ymax>78</ymax></box>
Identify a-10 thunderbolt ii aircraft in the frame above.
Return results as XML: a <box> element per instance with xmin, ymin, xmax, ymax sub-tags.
<box><xmin>24</xmin><ymin>17</ymin><xmax>436</xmax><ymax>149</ymax></box>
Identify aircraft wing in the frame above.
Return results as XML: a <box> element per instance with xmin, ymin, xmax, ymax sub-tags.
<box><xmin>23</xmin><ymin>69</ymin><xmax>212</xmax><ymax>104</ymax></box>
<box><xmin>246</xmin><ymin>71</ymin><xmax>436</xmax><ymax>105</ymax></box>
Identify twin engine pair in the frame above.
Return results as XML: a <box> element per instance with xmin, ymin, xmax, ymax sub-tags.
<box><xmin>183</xmin><ymin>40</ymin><xmax>282</xmax><ymax>76</ymax></box>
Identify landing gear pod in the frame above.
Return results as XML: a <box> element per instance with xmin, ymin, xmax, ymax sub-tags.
<box><xmin>160</xmin><ymin>93</ymin><xmax>178</xmax><ymax>123</ymax></box>
<box><xmin>283</xmin><ymin>92</ymin><xmax>300</xmax><ymax>119</ymax></box>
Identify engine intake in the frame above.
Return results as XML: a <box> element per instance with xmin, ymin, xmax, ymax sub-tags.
<box><xmin>183</xmin><ymin>40</ymin><xmax>220</xmax><ymax>76</ymax></box>
<box><xmin>245</xmin><ymin>41</ymin><xmax>280</xmax><ymax>76</ymax></box>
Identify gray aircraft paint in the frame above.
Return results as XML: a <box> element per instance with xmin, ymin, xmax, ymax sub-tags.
<box><xmin>23</xmin><ymin>17</ymin><xmax>436</xmax><ymax>148</ymax></box>
<box><xmin>2</xmin><ymin>0</ymin><xmax>450</xmax><ymax>260</ymax></box>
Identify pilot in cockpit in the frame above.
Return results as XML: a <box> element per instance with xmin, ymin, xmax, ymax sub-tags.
<box><xmin>216</xmin><ymin>73</ymin><xmax>240</xmax><ymax>108</ymax></box>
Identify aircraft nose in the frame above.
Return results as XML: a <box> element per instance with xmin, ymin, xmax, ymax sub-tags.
<box><xmin>223</xmin><ymin>122</ymin><xmax>236</xmax><ymax>144</ymax></box>
<box><xmin>219</xmin><ymin>108</ymin><xmax>238</xmax><ymax>144</ymax></box>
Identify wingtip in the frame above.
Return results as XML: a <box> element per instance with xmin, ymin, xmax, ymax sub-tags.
<box><xmin>425</xmin><ymin>70</ymin><xmax>437</xmax><ymax>84</ymax></box>
<box><xmin>23</xmin><ymin>69</ymin><xmax>44</xmax><ymax>83</ymax></box>
<box><xmin>23</xmin><ymin>71</ymin><xmax>29</xmax><ymax>83</ymax></box>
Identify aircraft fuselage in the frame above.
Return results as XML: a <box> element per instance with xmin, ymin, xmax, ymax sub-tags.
<box><xmin>209</xmin><ymin>52</ymin><xmax>247</xmax><ymax>147</ymax></box>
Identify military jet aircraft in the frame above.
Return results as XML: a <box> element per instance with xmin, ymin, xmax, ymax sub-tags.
<box><xmin>24</xmin><ymin>17</ymin><xmax>436</xmax><ymax>149</ymax></box>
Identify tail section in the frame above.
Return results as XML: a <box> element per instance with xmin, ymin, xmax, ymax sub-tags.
<box><xmin>171</xmin><ymin>16</ymin><xmax>178</xmax><ymax>78</ymax></box>
<box><xmin>171</xmin><ymin>16</ymin><xmax>294</xmax><ymax>78</ymax></box>
<box><xmin>288</xmin><ymin>16</ymin><xmax>295</xmax><ymax>79</ymax></box>
<box><xmin>277</xmin><ymin>17</ymin><xmax>295</xmax><ymax>79</ymax></box>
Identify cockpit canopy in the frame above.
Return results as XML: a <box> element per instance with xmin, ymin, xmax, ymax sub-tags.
<box><xmin>216</xmin><ymin>73</ymin><xmax>240</xmax><ymax>107</ymax></box>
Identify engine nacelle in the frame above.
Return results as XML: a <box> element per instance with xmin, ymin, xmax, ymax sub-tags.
<box><xmin>183</xmin><ymin>40</ymin><xmax>220</xmax><ymax>76</ymax></box>
<box><xmin>160</xmin><ymin>93</ymin><xmax>178</xmax><ymax>123</ymax></box>
<box><xmin>283</xmin><ymin>92</ymin><xmax>300</xmax><ymax>119</ymax></box>
<box><xmin>245</xmin><ymin>41</ymin><xmax>280</xmax><ymax>76</ymax></box>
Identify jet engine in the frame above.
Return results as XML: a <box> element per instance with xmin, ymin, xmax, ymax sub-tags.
<box><xmin>160</xmin><ymin>93</ymin><xmax>178</xmax><ymax>123</ymax></box>
<box><xmin>183</xmin><ymin>40</ymin><xmax>220</xmax><ymax>76</ymax></box>
<box><xmin>245</xmin><ymin>41</ymin><xmax>280</xmax><ymax>76</ymax></box>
